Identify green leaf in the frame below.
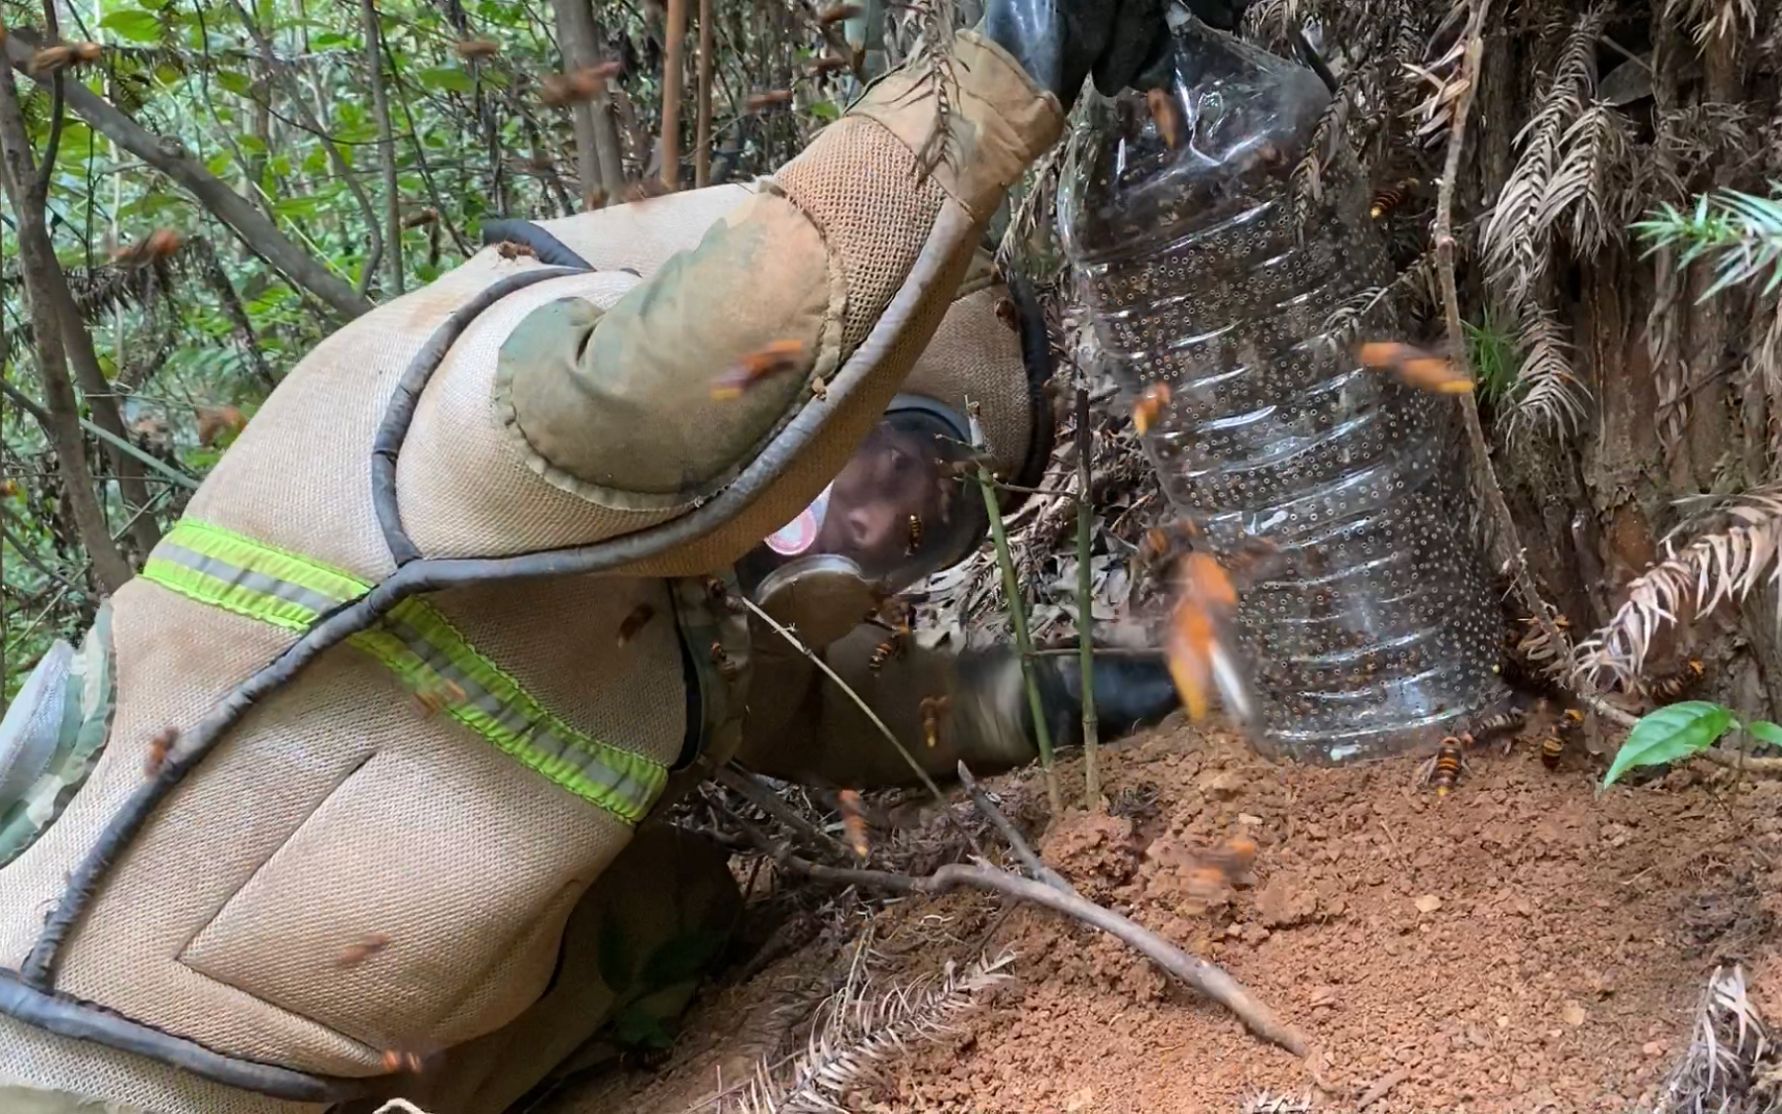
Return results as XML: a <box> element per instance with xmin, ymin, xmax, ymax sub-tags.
<box><xmin>205</xmin><ymin>151</ymin><xmax>232</xmax><ymax>176</ymax></box>
<box><xmin>311</xmin><ymin>31</ymin><xmax>353</xmax><ymax>50</ymax></box>
<box><xmin>417</xmin><ymin>66</ymin><xmax>475</xmax><ymax>94</ymax></box>
<box><xmin>1603</xmin><ymin>701</ymin><xmax>1735</xmax><ymax>787</ymax></box>
<box><xmin>1746</xmin><ymin>721</ymin><xmax>1782</xmax><ymax>749</ymax></box>
<box><xmin>100</xmin><ymin>10</ymin><xmax>164</xmax><ymax>43</ymax></box>
<box><xmin>215</xmin><ymin>70</ymin><xmax>253</xmax><ymax>96</ymax></box>
<box><xmin>238</xmin><ymin>134</ymin><xmax>267</xmax><ymax>155</ymax></box>
<box><xmin>808</xmin><ymin>100</ymin><xmax>840</xmax><ymax>122</ymax></box>
<box><xmin>52</xmin><ymin>124</ymin><xmax>94</xmax><ymax>165</ymax></box>
<box><xmin>271</xmin><ymin>194</ymin><xmax>324</xmax><ymax>219</ymax></box>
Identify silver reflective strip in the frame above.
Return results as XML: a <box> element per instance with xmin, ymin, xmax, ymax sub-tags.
<box><xmin>153</xmin><ymin>544</ymin><xmax>348</xmax><ymax>617</ymax></box>
<box><xmin>378</xmin><ymin>617</ymin><xmax>648</xmax><ymax>810</ymax></box>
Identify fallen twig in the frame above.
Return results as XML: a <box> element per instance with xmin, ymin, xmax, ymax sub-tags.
<box><xmin>1698</xmin><ymin>747</ymin><xmax>1782</xmax><ymax>775</ymax></box>
<box><xmin>762</xmin><ymin>847</ymin><xmax>1309</xmax><ymax>1057</ymax></box>
<box><xmin>956</xmin><ymin>760</ymin><xmax>1072</xmax><ymax>893</ymax></box>
<box><xmin>717</xmin><ymin>763</ymin><xmax>852</xmax><ymax>860</ymax></box>
<box><xmin>1356</xmin><ymin>1065</ymin><xmax>1410</xmax><ymax>1109</ymax></box>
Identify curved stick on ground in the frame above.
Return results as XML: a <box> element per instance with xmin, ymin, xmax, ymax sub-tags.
<box><xmin>765</xmin><ymin>848</ymin><xmax>1311</xmax><ymax>1057</ymax></box>
<box><xmin>956</xmin><ymin>760</ymin><xmax>1071</xmax><ymax>893</ymax></box>
<box><xmin>1698</xmin><ymin>746</ymin><xmax>1782</xmax><ymax>775</ymax></box>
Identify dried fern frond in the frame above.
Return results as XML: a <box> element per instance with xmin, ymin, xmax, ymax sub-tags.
<box><xmin>1573</xmin><ymin>486</ymin><xmax>1782</xmax><ymax>686</ymax></box>
<box><xmin>1666</xmin><ymin>0</ymin><xmax>1759</xmax><ymax>47</ymax></box>
<box><xmin>1479</xmin><ymin>5</ymin><xmax>1610</xmax><ymax>302</ymax></box>
<box><xmin>1635</xmin><ymin>186</ymin><xmax>1782</xmax><ymax>301</ymax></box>
<box><xmin>1402</xmin><ymin>31</ymin><xmax>1469</xmax><ymax>147</ymax></box>
<box><xmin>1538</xmin><ymin>102</ymin><xmax>1632</xmax><ymax>257</ymax></box>
<box><xmin>1241</xmin><ymin>0</ymin><xmax>1302</xmax><ymax>51</ymax></box>
<box><xmin>732</xmin><ymin>952</ymin><xmax>1016</xmax><ymax>1113</ymax></box>
<box><xmin>1505</xmin><ymin>305</ymin><xmax>1591</xmax><ymax>446</ymax></box>
<box><xmin>1291</xmin><ymin>88</ymin><xmax>1349</xmax><ymax>225</ymax></box>
<box><xmin>1314</xmin><ymin>253</ymin><xmax>1435</xmax><ymax>356</ymax></box>
<box><xmin>908</xmin><ymin>0</ymin><xmax>961</xmax><ymax>183</ymax></box>
<box><xmin>1651</xmin><ymin>966</ymin><xmax>1777</xmax><ymax>1114</ymax></box>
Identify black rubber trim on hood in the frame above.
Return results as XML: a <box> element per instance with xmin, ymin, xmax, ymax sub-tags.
<box><xmin>479</xmin><ymin>218</ymin><xmax>595</xmax><ymax>270</ymax></box>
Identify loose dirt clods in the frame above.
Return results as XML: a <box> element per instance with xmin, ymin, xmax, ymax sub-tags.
<box><xmin>552</xmin><ymin>710</ymin><xmax>1782</xmax><ymax>1113</ymax></box>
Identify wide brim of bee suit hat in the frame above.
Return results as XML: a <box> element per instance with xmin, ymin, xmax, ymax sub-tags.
<box><xmin>510</xmin><ymin>188</ymin><xmax>1055</xmax><ymax>510</ymax></box>
<box><xmin>892</xmin><ymin>243</ymin><xmax>1055</xmax><ymax>512</ymax></box>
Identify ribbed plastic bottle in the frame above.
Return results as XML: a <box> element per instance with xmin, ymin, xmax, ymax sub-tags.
<box><xmin>1057</xmin><ymin>10</ymin><xmax>1505</xmax><ymax>762</ymax></box>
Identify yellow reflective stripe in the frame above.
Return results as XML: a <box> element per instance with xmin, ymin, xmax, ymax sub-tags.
<box><xmin>140</xmin><ymin>518</ymin><xmax>665</xmax><ymax>821</ymax></box>
<box><xmin>351</xmin><ymin>599</ymin><xmax>666</xmax><ymax>821</ymax></box>
<box><xmin>142</xmin><ymin>521</ymin><xmax>369</xmax><ymax>632</ymax></box>
<box><xmin>168</xmin><ymin>521</ymin><xmax>373</xmax><ymax>604</ymax></box>
<box><xmin>141</xmin><ymin>557</ymin><xmax>324</xmax><ymax>632</ymax></box>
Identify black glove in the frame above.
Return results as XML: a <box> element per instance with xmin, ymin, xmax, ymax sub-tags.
<box><xmin>980</xmin><ymin>0</ymin><xmax>1166</xmax><ymax>105</ymax></box>
<box><xmin>980</xmin><ymin>0</ymin><xmax>1250</xmax><ymax>106</ymax></box>
<box><xmin>1028</xmin><ymin>648</ymin><xmax>1182</xmax><ymax>750</ymax></box>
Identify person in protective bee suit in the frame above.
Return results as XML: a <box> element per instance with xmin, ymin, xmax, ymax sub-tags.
<box><xmin>0</xmin><ymin>0</ymin><xmax>1212</xmax><ymax>1109</ymax></box>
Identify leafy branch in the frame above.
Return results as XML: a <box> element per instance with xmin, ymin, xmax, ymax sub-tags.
<box><xmin>1633</xmin><ymin>184</ymin><xmax>1782</xmax><ymax>301</ymax></box>
<box><xmin>1603</xmin><ymin>699</ymin><xmax>1782</xmax><ymax>787</ymax></box>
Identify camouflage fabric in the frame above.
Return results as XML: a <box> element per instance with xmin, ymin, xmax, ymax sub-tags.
<box><xmin>0</xmin><ymin>603</ymin><xmax>116</xmax><ymax>867</ymax></box>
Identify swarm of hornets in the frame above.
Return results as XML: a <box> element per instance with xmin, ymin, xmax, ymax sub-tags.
<box><xmin>1417</xmin><ymin>656</ymin><xmax>1705</xmax><ymax>798</ymax></box>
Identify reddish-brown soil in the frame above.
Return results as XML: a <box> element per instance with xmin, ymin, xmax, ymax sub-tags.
<box><xmin>550</xmin><ymin>708</ymin><xmax>1782</xmax><ymax>1113</ymax></box>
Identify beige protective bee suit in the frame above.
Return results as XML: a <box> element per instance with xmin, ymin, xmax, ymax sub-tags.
<box><xmin>0</xmin><ymin>28</ymin><xmax>1065</xmax><ymax>1114</ymax></box>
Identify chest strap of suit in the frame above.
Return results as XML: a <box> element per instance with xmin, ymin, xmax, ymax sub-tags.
<box><xmin>141</xmin><ymin>518</ymin><xmax>666</xmax><ymax>824</ymax></box>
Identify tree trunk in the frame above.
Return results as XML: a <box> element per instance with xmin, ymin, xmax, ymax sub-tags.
<box><xmin>0</xmin><ymin>70</ymin><xmax>134</xmax><ymax>593</ymax></box>
<box><xmin>553</xmin><ymin>0</ymin><xmax>625</xmax><ymax>203</ymax></box>
<box><xmin>363</xmin><ymin>0</ymin><xmax>403</xmax><ymax>296</ymax></box>
<box><xmin>4</xmin><ymin>31</ymin><xmax>371</xmax><ymax>322</ymax></box>
<box><xmin>551</xmin><ymin>0</ymin><xmax>602</xmax><ymax>204</ymax></box>
<box><xmin>694</xmin><ymin>0</ymin><xmax>713</xmax><ymax>188</ymax></box>
<box><xmin>659</xmin><ymin>0</ymin><xmax>687</xmax><ymax>190</ymax></box>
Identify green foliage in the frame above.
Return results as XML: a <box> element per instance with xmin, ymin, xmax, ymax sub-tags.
<box><xmin>1633</xmin><ymin>185</ymin><xmax>1782</xmax><ymax>300</ymax></box>
<box><xmin>100</xmin><ymin>9</ymin><xmax>169</xmax><ymax>44</ymax></box>
<box><xmin>1603</xmin><ymin>701</ymin><xmax>1782</xmax><ymax>787</ymax></box>
<box><xmin>1464</xmin><ymin>311</ymin><xmax>1521</xmax><ymax>408</ymax></box>
<box><xmin>3</xmin><ymin>0</ymin><xmax>852</xmax><ymax>687</ymax></box>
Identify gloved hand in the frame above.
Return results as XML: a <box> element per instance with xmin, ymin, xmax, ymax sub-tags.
<box><xmin>1028</xmin><ymin>647</ymin><xmax>1182</xmax><ymax>751</ymax></box>
<box><xmin>980</xmin><ymin>0</ymin><xmax>1166</xmax><ymax>104</ymax></box>
<box><xmin>980</xmin><ymin>0</ymin><xmax>1250</xmax><ymax>105</ymax></box>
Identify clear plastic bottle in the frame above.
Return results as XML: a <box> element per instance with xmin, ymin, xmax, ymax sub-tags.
<box><xmin>1058</xmin><ymin>10</ymin><xmax>1505</xmax><ymax>762</ymax></box>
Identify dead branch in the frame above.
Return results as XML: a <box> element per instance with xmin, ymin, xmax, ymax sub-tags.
<box><xmin>762</xmin><ymin>846</ymin><xmax>1310</xmax><ymax>1057</ymax></box>
<box><xmin>3</xmin><ymin>29</ymin><xmax>371</xmax><ymax>322</ymax></box>
<box><xmin>1698</xmin><ymin>747</ymin><xmax>1782</xmax><ymax>775</ymax></box>
<box><xmin>1434</xmin><ymin>0</ymin><xmax>1615</xmax><ymax>733</ymax></box>
<box><xmin>363</xmin><ymin>0</ymin><xmax>403</xmax><ymax>297</ymax></box>
<box><xmin>694</xmin><ymin>0</ymin><xmax>714</xmax><ymax>188</ymax></box>
<box><xmin>0</xmin><ymin>68</ymin><xmax>134</xmax><ymax>592</ymax></box>
<box><xmin>956</xmin><ymin>760</ymin><xmax>1071</xmax><ymax>892</ymax></box>
<box><xmin>717</xmin><ymin>763</ymin><xmax>852</xmax><ymax>860</ymax></box>
<box><xmin>1357</xmin><ymin>1065</ymin><xmax>1411</xmax><ymax>1109</ymax></box>
<box><xmin>659</xmin><ymin>0</ymin><xmax>688</xmax><ymax>189</ymax></box>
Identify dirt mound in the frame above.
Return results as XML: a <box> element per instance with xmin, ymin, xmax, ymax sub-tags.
<box><xmin>548</xmin><ymin>710</ymin><xmax>1782</xmax><ymax>1113</ymax></box>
